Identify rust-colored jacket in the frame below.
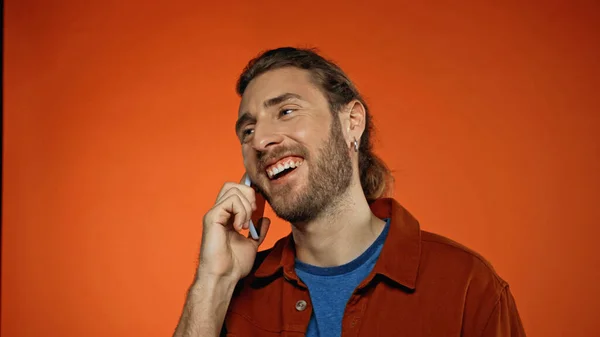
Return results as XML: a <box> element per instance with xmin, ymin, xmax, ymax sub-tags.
<box><xmin>223</xmin><ymin>198</ymin><xmax>525</xmax><ymax>336</ymax></box>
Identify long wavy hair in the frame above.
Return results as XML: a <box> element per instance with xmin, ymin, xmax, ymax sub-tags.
<box><xmin>236</xmin><ymin>47</ymin><xmax>393</xmax><ymax>202</ymax></box>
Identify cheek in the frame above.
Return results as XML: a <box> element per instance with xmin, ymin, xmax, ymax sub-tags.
<box><xmin>288</xmin><ymin>117</ymin><xmax>329</xmax><ymax>144</ymax></box>
<box><xmin>241</xmin><ymin>146</ymin><xmax>255</xmax><ymax>168</ymax></box>
<box><xmin>294</xmin><ymin>126</ymin><xmax>307</xmax><ymax>139</ymax></box>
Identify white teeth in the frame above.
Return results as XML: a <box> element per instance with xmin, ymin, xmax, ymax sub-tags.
<box><xmin>265</xmin><ymin>159</ymin><xmax>304</xmax><ymax>179</ymax></box>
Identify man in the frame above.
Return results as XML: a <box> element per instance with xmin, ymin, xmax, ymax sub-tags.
<box><xmin>173</xmin><ymin>47</ymin><xmax>525</xmax><ymax>337</ymax></box>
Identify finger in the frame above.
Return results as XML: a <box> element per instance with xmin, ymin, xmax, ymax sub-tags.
<box><xmin>216</xmin><ymin>183</ymin><xmax>256</xmax><ymax>209</ymax></box>
<box><xmin>216</xmin><ymin>182</ymin><xmax>253</xmax><ymax>202</ymax></box>
<box><xmin>216</xmin><ymin>187</ymin><xmax>254</xmax><ymax>225</ymax></box>
<box><xmin>212</xmin><ymin>194</ymin><xmax>250</xmax><ymax>231</ymax></box>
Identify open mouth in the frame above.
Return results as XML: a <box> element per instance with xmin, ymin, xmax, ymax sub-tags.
<box><xmin>266</xmin><ymin>156</ymin><xmax>304</xmax><ymax>180</ymax></box>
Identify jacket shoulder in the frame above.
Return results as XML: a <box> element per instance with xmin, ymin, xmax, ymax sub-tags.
<box><xmin>420</xmin><ymin>230</ymin><xmax>508</xmax><ymax>288</ymax></box>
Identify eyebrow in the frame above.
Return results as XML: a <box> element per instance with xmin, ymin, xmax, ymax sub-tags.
<box><xmin>235</xmin><ymin>93</ymin><xmax>303</xmax><ymax>136</ymax></box>
<box><xmin>235</xmin><ymin>112</ymin><xmax>256</xmax><ymax>136</ymax></box>
<box><xmin>263</xmin><ymin>92</ymin><xmax>302</xmax><ymax>109</ymax></box>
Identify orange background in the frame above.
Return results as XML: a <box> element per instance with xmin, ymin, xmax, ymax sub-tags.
<box><xmin>3</xmin><ymin>1</ymin><xmax>599</xmax><ymax>336</ymax></box>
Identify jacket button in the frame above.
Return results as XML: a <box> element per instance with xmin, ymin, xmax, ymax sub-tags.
<box><xmin>295</xmin><ymin>300</ymin><xmax>307</xmax><ymax>311</ymax></box>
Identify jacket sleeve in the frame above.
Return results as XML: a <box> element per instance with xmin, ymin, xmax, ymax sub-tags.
<box><xmin>480</xmin><ymin>286</ymin><xmax>526</xmax><ymax>336</ymax></box>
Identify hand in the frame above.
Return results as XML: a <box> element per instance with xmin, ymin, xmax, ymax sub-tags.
<box><xmin>197</xmin><ymin>175</ymin><xmax>270</xmax><ymax>282</ymax></box>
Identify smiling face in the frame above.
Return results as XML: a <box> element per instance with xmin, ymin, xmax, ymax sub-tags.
<box><xmin>236</xmin><ymin>67</ymin><xmax>353</xmax><ymax>223</ymax></box>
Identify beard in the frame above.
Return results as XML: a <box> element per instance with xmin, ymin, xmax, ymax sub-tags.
<box><xmin>260</xmin><ymin>117</ymin><xmax>354</xmax><ymax>223</ymax></box>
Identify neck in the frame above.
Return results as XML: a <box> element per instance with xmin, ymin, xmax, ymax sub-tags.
<box><xmin>290</xmin><ymin>180</ymin><xmax>386</xmax><ymax>267</ymax></box>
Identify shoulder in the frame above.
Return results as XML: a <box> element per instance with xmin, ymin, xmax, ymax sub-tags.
<box><xmin>420</xmin><ymin>230</ymin><xmax>506</xmax><ymax>281</ymax></box>
<box><xmin>419</xmin><ymin>230</ymin><xmax>508</xmax><ymax>292</ymax></box>
<box><xmin>416</xmin><ymin>232</ymin><xmax>525</xmax><ymax>335</ymax></box>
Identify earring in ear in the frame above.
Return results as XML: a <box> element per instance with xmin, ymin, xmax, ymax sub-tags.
<box><xmin>353</xmin><ymin>138</ymin><xmax>359</xmax><ymax>152</ymax></box>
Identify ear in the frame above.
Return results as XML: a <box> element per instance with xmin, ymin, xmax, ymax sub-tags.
<box><xmin>339</xmin><ymin>99</ymin><xmax>367</xmax><ymax>146</ymax></box>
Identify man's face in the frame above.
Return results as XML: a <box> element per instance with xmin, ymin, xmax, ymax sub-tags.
<box><xmin>236</xmin><ymin>67</ymin><xmax>353</xmax><ymax>223</ymax></box>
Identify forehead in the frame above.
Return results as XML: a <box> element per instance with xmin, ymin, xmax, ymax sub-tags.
<box><xmin>238</xmin><ymin>67</ymin><xmax>327</xmax><ymax>115</ymax></box>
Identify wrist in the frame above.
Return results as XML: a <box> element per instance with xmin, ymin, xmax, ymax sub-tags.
<box><xmin>194</xmin><ymin>270</ymin><xmax>240</xmax><ymax>291</ymax></box>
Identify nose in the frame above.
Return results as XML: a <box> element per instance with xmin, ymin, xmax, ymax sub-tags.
<box><xmin>251</xmin><ymin>120</ymin><xmax>284</xmax><ymax>151</ymax></box>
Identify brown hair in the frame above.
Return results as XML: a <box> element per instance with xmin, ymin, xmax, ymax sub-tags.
<box><xmin>236</xmin><ymin>47</ymin><xmax>393</xmax><ymax>202</ymax></box>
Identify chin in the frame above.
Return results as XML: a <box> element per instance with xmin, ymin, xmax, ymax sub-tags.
<box><xmin>268</xmin><ymin>185</ymin><xmax>300</xmax><ymax>206</ymax></box>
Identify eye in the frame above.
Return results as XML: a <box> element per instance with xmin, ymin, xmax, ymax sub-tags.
<box><xmin>279</xmin><ymin>108</ymin><xmax>295</xmax><ymax>117</ymax></box>
<box><xmin>241</xmin><ymin>128</ymin><xmax>254</xmax><ymax>140</ymax></box>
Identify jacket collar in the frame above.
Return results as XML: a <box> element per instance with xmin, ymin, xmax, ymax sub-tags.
<box><xmin>253</xmin><ymin>198</ymin><xmax>422</xmax><ymax>290</ymax></box>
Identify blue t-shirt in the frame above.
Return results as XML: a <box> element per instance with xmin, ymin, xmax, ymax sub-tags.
<box><xmin>295</xmin><ymin>218</ymin><xmax>390</xmax><ymax>337</ymax></box>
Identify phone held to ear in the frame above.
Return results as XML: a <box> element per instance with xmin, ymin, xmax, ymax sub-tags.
<box><xmin>244</xmin><ymin>174</ymin><xmax>265</xmax><ymax>240</ymax></box>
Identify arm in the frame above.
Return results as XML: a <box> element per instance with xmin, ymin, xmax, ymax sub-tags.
<box><xmin>173</xmin><ymin>276</ymin><xmax>237</xmax><ymax>337</ymax></box>
<box><xmin>480</xmin><ymin>286</ymin><xmax>526</xmax><ymax>337</ymax></box>
<box><xmin>172</xmin><ymin>177</ymin><xmax>271</xmax><ymax>337</ymax></box>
